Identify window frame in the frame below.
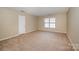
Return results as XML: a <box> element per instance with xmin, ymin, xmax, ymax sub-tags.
<box><xmin>44</xmin><ymin>17</ymin><xmax>56</xmax><ymax>28</ymax></box>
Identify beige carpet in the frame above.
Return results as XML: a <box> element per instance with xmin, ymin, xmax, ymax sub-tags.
<box><xmin>0</xmin><ymin>31</ymin><xmax>74</xmax><ymax>51</ymax></box>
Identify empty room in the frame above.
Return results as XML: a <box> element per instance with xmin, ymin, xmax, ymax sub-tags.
<box><xmin>0</xmin><ymin>7</ymin><xmax>79</xmax><ymax>51</ymax></box>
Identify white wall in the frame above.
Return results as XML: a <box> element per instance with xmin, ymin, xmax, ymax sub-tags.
<box><xmin>67</xmin><ymin>8</ymin><xmax>79</xmax><ymax>50</ymax></box>
<box><xmin>0</xmin><ymin>8</ymin><xmax>37</xmax><ymax>40</ymax></box>
<box><xmin>26</xmin><ymin>14</ymin><xmax>37</xmax><ymax>33</ymax></box>
<box><xmin>0</xmin><ymin>8</ymin><xmax>18</xmax><ymax>39</ymax></box>
<box><xmin>37</xmin><ymin>13</ymin><xmax>67</xmax><ymax>33</ymax></box>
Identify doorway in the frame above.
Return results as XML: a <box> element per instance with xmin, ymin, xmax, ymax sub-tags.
<box><xmin>18</xmin><ymin>15</ymin><xmax>25</xmax><ymax>34</ymax></box>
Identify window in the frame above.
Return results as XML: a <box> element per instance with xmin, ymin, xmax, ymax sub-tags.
<box><xmin>44</xmin><ymin>17</ymin><xmax>56</xmax><ymax>28</ymax></box>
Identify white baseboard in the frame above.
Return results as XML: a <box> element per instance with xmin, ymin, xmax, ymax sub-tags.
<box><xmin>0</xmin><ymin>30</ymin><xmax>37</xmax><ymax>42</ymax></box>
<box><xmin>38</xmin><ymin>30</ymin><xmax>66</xmax><ymax>34</ymax></box>
<box><xmin>67</xmin><ymin>34</ymin><xmax>77</xmax><ymax>51</ymax></box>
<box><xmin>0</xmin><ymin>34</ymin><xmax>20</xmax><ymax>41</ymax></box>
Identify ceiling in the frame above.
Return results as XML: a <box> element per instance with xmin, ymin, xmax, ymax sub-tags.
<box><xmin>11</xmin><ymin>7</ymin><xmax>69</xmax><ymax>16</ymax></box>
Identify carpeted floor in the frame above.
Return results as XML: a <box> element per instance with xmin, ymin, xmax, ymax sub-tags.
<box><xmin>0</xmin><ymin>31</ymin><xmax>74</xmax><ymax>51</ymax></box>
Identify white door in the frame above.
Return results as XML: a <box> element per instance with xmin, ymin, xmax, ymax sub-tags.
<box><xmin>18</xmin><ymin>15</ymin><xmax>25</xmax><ymax>34</ymax></box>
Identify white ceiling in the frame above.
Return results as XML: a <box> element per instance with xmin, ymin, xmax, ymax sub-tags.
<box><xmin>11</xmin><ymin>7</ymin><xmax>69</xmax><ymax>16</ymax></box>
